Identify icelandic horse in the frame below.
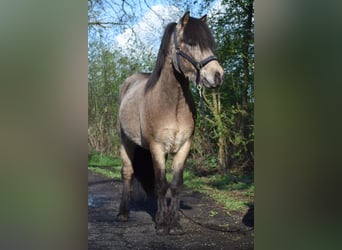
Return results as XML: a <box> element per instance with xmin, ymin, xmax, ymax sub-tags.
<box><xmin>117</xmin><ymin>11</ymin><xmax>223</xmax><ymax>235</ymax></box>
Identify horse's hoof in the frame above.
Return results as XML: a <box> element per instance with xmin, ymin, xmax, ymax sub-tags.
<box><xmin>117</xmin><ymin>213</ymin><xmax>129</xmax><ymax>222</ymax></box>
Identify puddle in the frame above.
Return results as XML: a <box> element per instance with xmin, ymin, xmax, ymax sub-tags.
<box><xmin>88</xmin><ymin>196</ymin><xmax>95</xmax><ymax>206</ymax></box>
<box><xmin>88</xmin><ymin>195</ymin><xmax>110</xmax><ymax>207</ymax></box>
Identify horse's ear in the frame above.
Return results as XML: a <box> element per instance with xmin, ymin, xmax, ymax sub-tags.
<box><xmin>181</xmin><ymin>11</ymin><xmax>190</xmax><ymax>26</ymax></box>
<box><xmin>200</xmin><ymin>14</ymin><xmax>207</xmax><ymax>23</ymax></box>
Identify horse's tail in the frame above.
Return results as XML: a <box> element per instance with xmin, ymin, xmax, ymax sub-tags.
<box><xmin>132</xmin><ymin>146</ymin><xmax>155</xmax><ymax>196</ymax></box>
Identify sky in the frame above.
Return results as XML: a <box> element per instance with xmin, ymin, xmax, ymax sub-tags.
<box><xmin>89</xmin><ymin>0</ymin><xmax>223</xmax><ymax>59</ymax></box>
<box><xmin>114</xmin><ymin>4</ymin><xmax>183</xmax><ymax>55</ymax></box>
<box><xmin>113</xmin><ymin>1</ymin><xmax>223</xmax><ymax>55</ymax></box>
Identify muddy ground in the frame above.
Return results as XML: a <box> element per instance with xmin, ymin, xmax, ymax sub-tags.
<box><xmin>88</xmin><ymin>171</ymin><xmax>254</xmax><ymax>250</ymax></box>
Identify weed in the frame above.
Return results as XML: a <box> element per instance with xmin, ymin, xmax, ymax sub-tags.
<box><xmin>209</xmin><ymin>210</ymin><xmax>218</xmax><ymax>217</ymax></box>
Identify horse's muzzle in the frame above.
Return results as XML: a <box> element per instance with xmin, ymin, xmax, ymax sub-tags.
<box><xmin>214</xmin><ymin>71</ymin><xmax>223</xmax><ymax>86</ymax></box>
<box><xmin>202</xmin><ymin>70</ymin><xmax>223</xmax><ymax>88</ymax></box>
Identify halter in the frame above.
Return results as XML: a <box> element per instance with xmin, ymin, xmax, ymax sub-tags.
<box><xmin>173</xmin><ymin>30</ymin><xmax>218</xmax><ymax>86</ymax></box>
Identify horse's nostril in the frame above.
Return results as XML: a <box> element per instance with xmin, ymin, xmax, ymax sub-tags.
<box><xmin>214</xmin><ymin>72</ymin><xmax>222</xmax><ymax>85</ymax></box>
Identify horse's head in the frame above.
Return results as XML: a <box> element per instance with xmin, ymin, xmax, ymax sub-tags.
<box><xmin>172</xmin><ymin>11</ymin><xmax>224</xmax><ymax>88</ymax></box>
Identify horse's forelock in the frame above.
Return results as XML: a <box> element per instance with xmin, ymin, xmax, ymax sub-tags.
<box><xmin>182</xmin><ymin>17</ymin><xmax>216</xmax><ymax>51</ymax></box>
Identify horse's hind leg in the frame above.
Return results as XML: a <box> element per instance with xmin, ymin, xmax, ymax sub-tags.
<box><xmin>168</xmin><ymin>140</ymin><xmax>192</xmax><ymax>234</ymax></box>
<box><xmin>117</xmin><ymin>142</ymin><xmax>135</xmax><ymax>221</ymax></box>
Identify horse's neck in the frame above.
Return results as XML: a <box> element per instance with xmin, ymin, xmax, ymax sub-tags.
<box><xmin>143</xmin><ymin>61</ymin><xmax>196</xmax><ymax>134</ymax></box>
<box><xmin>156</xmin><ymin>62</ymin><xmax>193</xmax><ymax>108</ymax></box>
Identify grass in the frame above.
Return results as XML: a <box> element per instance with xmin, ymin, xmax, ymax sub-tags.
<box><xmin>88</xmin><ymin>153</ymin><xmax>254</xmax><ymax>213</ymax></box>
<box><xmin>88</xmin><ymin>153</ymin><xmax>122</xmax><ymax>179</ymax></box>
<box><xmin>183</xmin><ymin>167</ymin><xmax>254</xmax><ymax>211</ymax></box>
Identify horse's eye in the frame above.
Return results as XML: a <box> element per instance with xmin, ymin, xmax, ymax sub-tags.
<box><xmin>187</xmin><ymin>41</ymin><xmax>196</xmax><ymax>47</ymax></box>
<box><xmin>183</xmin><ymin>38</ymin><xmax>196</xmax><ymax>47</ymax></box>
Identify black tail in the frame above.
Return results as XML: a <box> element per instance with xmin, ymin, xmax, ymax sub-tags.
<box><xmin>132</xmin><ymin>146</ymin><xmax>155</xmax><ymax>195</ymax></box>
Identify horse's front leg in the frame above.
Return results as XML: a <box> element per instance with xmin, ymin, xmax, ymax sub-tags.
<box><xmin>150</xmin><ymin>144</ymin><xmax>169</xmax><ymax>235</ymax></box>
<box><xmin>168</xmin><ymin>139</ymin><xmax>192</xmax><ymax>235</ymax></box>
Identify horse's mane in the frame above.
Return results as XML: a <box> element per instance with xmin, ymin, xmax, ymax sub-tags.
<box><xmin>145</xmin><ymin>22</ymin><xmax>177</xmax><ymax>92</ymax></box>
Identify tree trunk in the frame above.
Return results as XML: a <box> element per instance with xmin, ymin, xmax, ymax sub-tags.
<box><xmin>238</xmin><ymin>1</ymin><xmax>254</xmax><ymax>172</ymax></box>
<box><xmin>240</xmin><ymin>1</ymin><xmax>253</xmax><ymax>137</ymax></box>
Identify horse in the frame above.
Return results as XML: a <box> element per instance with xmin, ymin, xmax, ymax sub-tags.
<box><xmin>117</xmin><ymin>11</ymin><xmax>224</xmax><ymax>235</ymax></box>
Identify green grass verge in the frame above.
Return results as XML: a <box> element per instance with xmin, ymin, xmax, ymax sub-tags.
<box><xmin>88</xmin><ymin>153</ymin><xmax>122</xmax><ymax>179</ymax></box>
<box><xmin>88</xmin><ymin>153</ymin><xmax>254</xmax><ymax>213</ymax></box>
<box><xmin>181</xmin><ymin>166</ymin><xmax>254</xmax><ymax>212</ymax></box>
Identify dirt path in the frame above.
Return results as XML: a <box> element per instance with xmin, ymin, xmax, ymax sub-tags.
<box><xmin>88</xmin><ymin>171</ymin><xmax>254</xmax><ymax>250</ymax></box>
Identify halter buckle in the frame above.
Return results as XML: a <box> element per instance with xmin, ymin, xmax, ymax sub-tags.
<box><xmin>197</xmin><ymin>84</ymin><xmax>202</xmax><ymax>93</ymax></box>
<box><xmin>196</xmin><ymin>63</ymin><xmax>202</xmax><ymax>70</ymax></box>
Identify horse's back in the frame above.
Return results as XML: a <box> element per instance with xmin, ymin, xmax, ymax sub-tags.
<box><xmin>118</xmin><ymin>73</ymin><xmax>150</xmax><ymax>147</ymax></box>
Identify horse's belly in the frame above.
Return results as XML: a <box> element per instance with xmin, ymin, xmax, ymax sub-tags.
<box><xmin>119</xmin><ymin>85</ymin><xmax>145</xmax><ymax>146</ymax></box>
<box><xmin>119</xmin><ymin>111</ymin><xmax>142</xmax><ymax>146</ymax></box>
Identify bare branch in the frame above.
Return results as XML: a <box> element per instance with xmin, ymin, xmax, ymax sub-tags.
<box><xmin>88</xmin><ymin>21</ymin><xmax>125</xmax><ymax>28</ymax></box>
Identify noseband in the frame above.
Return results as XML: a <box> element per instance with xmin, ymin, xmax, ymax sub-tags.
<box><xmin>173</xmin><ymin>30</ymin><xmax>218</xmax><ymax>85</ymax></box>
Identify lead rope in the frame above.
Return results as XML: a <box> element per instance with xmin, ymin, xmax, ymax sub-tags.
<box><xmin>179</xmin><ymin>209</ymin><xmax>253</xmax><ymax>233</ymax></box>
<box><xmin>197</xmin><ymin>84</ymin><xmax>216</xmax><ymax>159</ymax></box>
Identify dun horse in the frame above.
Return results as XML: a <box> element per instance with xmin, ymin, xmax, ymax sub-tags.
<box><xmin>117</xmin><ymin>11</ymin><xmax>224</xmax><ymax>235</ymax></box>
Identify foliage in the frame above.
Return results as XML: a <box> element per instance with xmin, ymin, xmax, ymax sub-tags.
<box><xmin>190</xmin><ymin>0</ymin><xmax>254</xmax><ymax>174</ymax></box>
<box><xmin>88</xmin><ymin>37</ymin><xmax>154</xmax><ymax>155</ymax></box>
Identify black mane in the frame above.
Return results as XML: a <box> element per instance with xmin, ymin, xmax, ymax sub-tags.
<box><xmin>183</xmin><ymin>17</ymin><xmax>216</xmax><ymax>51</ymax></box>
<box><xmin>145</xmin><ymin>22</ymin><xmax>177</xmax><ymax>92</ymax></box>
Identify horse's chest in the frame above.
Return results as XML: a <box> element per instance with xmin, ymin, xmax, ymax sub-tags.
<box><xmin>158</xmin><ymin>126</ymin><xmax>194</xmax><ymax>153</ymax></box>
<box><xmin>143</xmin><ymin>87</ymin><xmax>196</xmax><ymax>153</ymax></box>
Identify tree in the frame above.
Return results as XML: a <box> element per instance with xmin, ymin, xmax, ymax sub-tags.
<box><xmin>192</xmin><ymin>0</ymin><xmax>254</xmax><ymax>173</ymax></box>
<box><xmin>88</xmin><ymin>33</ymin><xmax>154</xmax><ymax>155</ymax></box>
